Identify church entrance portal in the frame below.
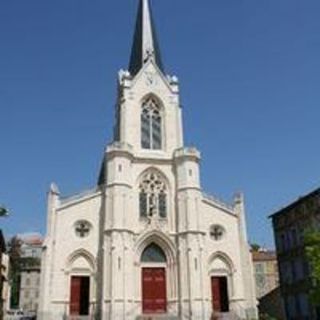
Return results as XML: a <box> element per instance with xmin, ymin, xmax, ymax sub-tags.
<box><xmin>140</xmin><ymin>243</ymin><xmax>167</xmax><ymax>314</ymax></box>
<box><xmin>142</xmin><ymin>267</ymin><xmax>167</xmax><ymax>314</ymax></box>
<box><xmin>69</xmin><ymin>276</ymin><xmax>90</xmax><ymax>316</ymax></box>
<box><xmin>211</xmin><ymin>276</ymin><xmax>229</xmax><ymax>313</ymax></box>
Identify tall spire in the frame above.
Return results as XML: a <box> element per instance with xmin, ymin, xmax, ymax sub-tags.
<box><xmin>128</xmin><ymin>0</ymin><xmax>164</xmax><ymax>76</ymax></box>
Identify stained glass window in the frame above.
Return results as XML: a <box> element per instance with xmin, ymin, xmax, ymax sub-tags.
<box><xmin>141</xmin><ymin>97</ymin><xmax>162</xmax><ymax>150</ymax></box>
<box><xmin>140</xmin><ymin>191</ymin><xmax>148</xmax><ymax>217</ymax></box>
<box><xmin>139</xmin><ymin>171</ymin><xmax>167</xmax><ymax>218</ymax></box>
<box><xmin>159</xmin><ymin>192</ymin><xmax>167</xmax><ymax>218</ymax></box>
<box><xmin>141</xmin><ymin>243</ymin><xmax>166</xmax><ymax>263</ymax></box>
<box><xmin>141</xmin><ymin>109</ymin><xmax>151</xmax><ymax>149</ymax></box>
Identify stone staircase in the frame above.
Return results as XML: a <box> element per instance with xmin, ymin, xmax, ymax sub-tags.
<box><xmin>213</xmin><ymin>312</ymin><xmax>242</xmax><ymax>320</ymax></box>
<box><xmin>136</xmin><ymin>313</ymin><xmax>241</xmax><ymax>320</ymax></box>
<box><xmin>136</xmin><ymin>315</ymin><xmax>180</xmax><ymax>320</ymax></box>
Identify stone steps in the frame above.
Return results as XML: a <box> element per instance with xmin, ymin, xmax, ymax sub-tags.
<box><xmin>213</xmin><ymin>312</ymin><xmax>242</xmax><ymax>320</ymax></box>
<box><xmin>136</xmin><ymin>315</ymin><xmax>179</xmax><ymax>320</ymax></box>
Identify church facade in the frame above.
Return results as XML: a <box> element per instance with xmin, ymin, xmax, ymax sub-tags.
<box><xmin>39</xmin><ymin>1</ymin><xmax>258</xmax><ymax>319</ymax></box>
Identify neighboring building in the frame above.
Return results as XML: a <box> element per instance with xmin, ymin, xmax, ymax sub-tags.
<box><xmin>19</xmin><ymin>267</ymin><xmax>41</xmax><ymax>314</ymax></box>
<box><xmin>18</xmin><ymin>234</ymin><xmax>42</xmax><ymax>314</ymax></box>
<box><xmin>252</xmin><ymin>249</ymin><xmax>279</xmax><ymax>299</ymax></box>
<box><xmin>0</xmin><ymin>230</ymin><xmax>6</xmax><ymax>318</ymax></box>
<box><xmin>258</xmin><ymin>287</ymin><xmax>286</xmax><ymax>320</ymax></box>
<box><xmin>271</xmin><ymin>188</ymin><xmax>320</xmax><ymax>320</ymax></box>
<box><xmin>1</xmin><ymin>253</ymin><xmax>10</xmax><ymax>314</ymax></box>
<box><xmin>39</xmin><ymin>1</ymin><xmax>258</xmax><ymax>319</ymax></box>
<box><xmin>20</xmin><ymin>234</ymin><xmax>43</xmax><ymax>260</ymax></box>
<box><xmin>251</xmin><ymin>249</ymin><xmax>284</xmax><ymax>319</ymax></box>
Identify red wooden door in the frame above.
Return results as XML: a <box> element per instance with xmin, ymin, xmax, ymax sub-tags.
<box><xmin>70</xmin><ymin>276</ymin><xmax>81</xmax><ymax>315</ymax></box>
<box><xmin>69</xmin><ymin>276</ymin><xmax>90</xmax><ymax>315</ymax></box>
<box><xmin>211</xmin><ymin>276</ymin><xmax>229</xmax><ymax>313</ymax></box>
<box><xmin>211</xmin><ymin>277</ymin><xmax>222</xmax><ymax>312</ymax></box>
<box><xmin>142</xmin><ymin>268</ymin><xmax>166</xmax><ymax>314</ymax></box>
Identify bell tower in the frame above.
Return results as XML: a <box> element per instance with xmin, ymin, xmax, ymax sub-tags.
<box><xmin>108</xmin><ymin>0</ymin><xmax>183</xmax><ymax>160</ymax></box>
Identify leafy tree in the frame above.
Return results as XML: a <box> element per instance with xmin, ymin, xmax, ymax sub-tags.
<box><xmin>7</xmin><ymin>236</ymin><xmax>22</xmax><ymax>308</ymax></box>
<box><xmin>251</xmin><ymin>243</ymin><xmax>261</xmax><ymax>252</ymax></box>
<box><xmin>304</xmin><ymin>229</ymin><xmax>320</xmax><ymax>305</ymax></box>
<box><xmin>0</xmin><ymin>206</ymin><xmax>9</xmax><ymax>217</ymax></box>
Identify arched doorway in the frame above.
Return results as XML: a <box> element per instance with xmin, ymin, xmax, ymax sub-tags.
<box><xmin>141</xmin><ymin>243</ymin><xmax>167</xmax><ymax>314</ymax></box>
<box><xmin>209</xmin><ymin>252</ymin><xmax>234</xmax><ymax>314</ymax></box>
<box><xmin>66</xmin><ymin>250</ymin><xmax>96</xmax><ymax>317</ymax></box>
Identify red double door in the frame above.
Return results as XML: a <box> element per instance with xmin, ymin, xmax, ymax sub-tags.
<box><xmin>142</xmin><ymin>267</ymin><xmax>167</xmax><ymax>314</ymax></box>
<box><xmin>70</xmin><ymin>276</ymin><xmax>90</xmax><ymax>315</ymax></box>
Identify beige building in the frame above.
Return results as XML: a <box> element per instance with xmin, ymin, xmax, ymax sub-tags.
<box><xmin>39</xmin><ymin>0</ymin><xmax>258</xmax><ymax>319</ymax></box>
<box><xmin>1</xmin><ymin>253</ymin><xmax>10</xmax><ymax>314</ymax></box>
<box><xmin>20</xmin><ymin>234</ymin><xmax>42</xmax><ymax>260</ymax></box>
<box><xmin>19</xmin><ymin>267</ymin><xmax>41</xmax><ymax>314</ymax></box>
<box><xmin>251</xmin><ymin>249</ymin><xmax>279</xmax><ymax>299</ymax></box>
<box><xmin>18</xmin><ymin>234</ymin><xmax>43</xmax><ymax>315</ymax></box>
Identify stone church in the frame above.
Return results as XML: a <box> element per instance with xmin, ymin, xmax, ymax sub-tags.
<box><xmin>39</xmin><ymin>0</ymin><xmax>258</xmax><ymax>319</ymax></box>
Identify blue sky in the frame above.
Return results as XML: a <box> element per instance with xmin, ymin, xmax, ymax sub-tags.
<box><xmin>1</xmin><ymin>0</ymin><xmax>320</xmax><ymax>248</ymax></box>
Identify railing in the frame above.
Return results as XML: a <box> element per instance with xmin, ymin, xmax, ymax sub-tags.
<box><xmin>174</xmin><ymin>147</ymin><xmax>201</xmax><ymax>159</ymax></box>
<box><xmin>60</xmin><ymin>187</ymin><xmax>100</xmax><ymax>205</ymax></box>
<box><xmin>106</xmin><ymin>141</ymin><xmax>133</xmax><ymax>153</ymax></box>
<box><xmin>202</xmin><ymin>193</ymin><xmax>235</xmax><ymax>212</ymax></box>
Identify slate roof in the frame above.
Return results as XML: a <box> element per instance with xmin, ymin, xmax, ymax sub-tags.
<box><xmin>269</xmin><ymin>187</ymin><xmax>320</xmax><ymax>218</ymax></box>
<box><xmin>128</xmin><ymin>0</ymin><xmax>164</xmax><ymax>76</ymax></box>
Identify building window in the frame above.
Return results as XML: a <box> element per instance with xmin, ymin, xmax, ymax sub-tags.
<box><xmin>280</xmin><ymin>233</ymin><xmax>286</xmax><ymax>251</ymax></box>
<box><xmin>139</xmin><ymin>171</ymin><xmax>167</xmax><ymax>218</ymax></box>
<box><xmin>287</xmin><ymin>295</ymin><xmax>297</xmax><ymax>318</ymax></box>
<box><xmin>210</xmin><ymin>225</ymin><xmax>225</xmax><ymax>241</ymax></box>
<box><xmin>255</xmin><ymin>263</ymin><xmax>264</xmax><ymax>274</ymax></box>
<box><xmin>256</xmin><ymin>274</ymin><xmax>266</xmax><ymax>290</ymax></box>
<box><xmin>74</xmin><ymin>220</ymin><xmax>91</xmax><ymax>238</ymax></box>
<box><xmin>25</xmin><ymin>278</ymin><xmax>30</xmax><ymax>286</ymax></box>
<box><xmin>291</xmin><ymin>228</ymin><xmax>298</xmax><ymax>247</ymax></box>
<box><xmin>141</xmin><ymin>97</ymin><xmax>162</xmax><ymax>150</ymax></box>
<box><xmin>295</xmin><ymin>258</ymin><xmax>304</xmax><ymax>280</ymax></box>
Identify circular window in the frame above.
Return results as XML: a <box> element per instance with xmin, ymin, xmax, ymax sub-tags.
<box><xmin>210</xmin><ymin>225</ymin><xmax>225</xmax><ymax>241</ymax></box>
<box><xmin>74</xmin><ymin>220</ymin><xmax>91</xmax><ymax>238</ymax></box>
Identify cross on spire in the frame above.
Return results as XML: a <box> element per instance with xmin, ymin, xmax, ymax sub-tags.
<box><xmin>129</xmin><ymin>0</ymin><xmax>164</xmax><ymax>76</ymax></box>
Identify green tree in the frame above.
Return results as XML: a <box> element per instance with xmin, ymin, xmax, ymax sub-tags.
<box><xmin>0</xmin><ymin>206</ymin><xmax>9</xmax><ymax>217</ymax></box>
<box><xmin>7</xmin><ymin>236</ymin><xmax>22</xmax><ymax>308</ymax></box>
<box><xmin>250</xmin><ymin>243</ymin><xmax>261</xmax><ymax>251</ymax></box>
<box><xmin>304</xmin><ymin>229</ymin><xmax>320</xmax><ymax>305</ymax></box>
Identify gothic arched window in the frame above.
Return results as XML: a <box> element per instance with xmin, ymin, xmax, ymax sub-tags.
<box><xmin>139</xmin><ymin>171</ymin><xmax>167</xmax><ymax>218</ymax></box>
<box><xmin>141</xmin><ymin>243</ymin><xmax>167</xmax><ymax>263</ymax></box>
<box><xmin>141</xmin><ymin>97</ymin><xmax>162</xmax><ymax>150</ymax></box>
